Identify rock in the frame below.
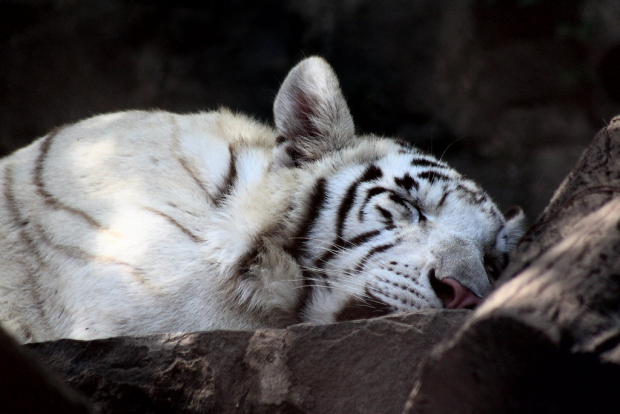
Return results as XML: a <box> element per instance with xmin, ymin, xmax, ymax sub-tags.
<box><xmin>0</xmin><ymin>325</ymin><xmax>93</xmax><ymax>413</ymax></box>
<box><xmin>404</xmin><ymin>117</ymin><xmax>620</xmax><ymax>413</ymax></box>
<box><xmin>28</xmin><ymin>310</ymin><xmax>468</xmax><ymax>414</ymax></box>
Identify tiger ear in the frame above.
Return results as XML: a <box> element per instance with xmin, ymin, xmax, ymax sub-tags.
<box><xmin>273</xmin><ymin>56</ymin><xmax>355</xmax><ymax>167</ymax></box>
<box><xmin>502</xmin><ymin>206</ymin><xmax>525</xmax><ymax>250</ymax></box>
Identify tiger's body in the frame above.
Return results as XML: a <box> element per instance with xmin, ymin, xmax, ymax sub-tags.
<box><xmin>0</xmin><ymin>57</ymin><xmax>523</xmax><ymax>343</ymax></box>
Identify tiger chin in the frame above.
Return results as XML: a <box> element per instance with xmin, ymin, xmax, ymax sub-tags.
<box><xmin>0</xmin><ymin>57</ymin><xmax>524</xmax><ymax>343</ymax></box>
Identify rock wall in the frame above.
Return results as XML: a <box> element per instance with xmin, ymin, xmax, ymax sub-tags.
<box><xmin>2</xmin><ymin>0</ymin><xmax>620</xmax><ymax>217</ymax></box>
<box><xmin>25</xmin><ymin>311</ymin><xmax>468</xmax><ymax>414</ymax></box>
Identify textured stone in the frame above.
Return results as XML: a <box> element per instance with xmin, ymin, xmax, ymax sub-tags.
<box><xmin>404</xmin><ymin>118</ymin><xmax>620</xmax><ymax>414</ymax></box>
<box><xmin>28</xmin><ymin>310</ymin><xmax>468</xmax><ymax>414</ymax></box>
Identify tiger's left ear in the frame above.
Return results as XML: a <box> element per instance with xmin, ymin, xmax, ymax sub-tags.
<box><xmin>272</xmin><ymin>56</ymin><xmax>355</xmax><ymax>167</ymax></box>
<box><xmin>502</xmin><ymin>206</ymin><xmax>525</xmax><ymax>250</ymax></box>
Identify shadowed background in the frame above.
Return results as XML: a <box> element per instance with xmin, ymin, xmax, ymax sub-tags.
<box><xmin>2</xmin><ymin>0</ymin><xmax>620</xmax><ymax>219</ymax></box>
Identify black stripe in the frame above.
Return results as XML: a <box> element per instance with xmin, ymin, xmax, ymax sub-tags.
<box><xmin>411</xmin><ymin>158</ymin><xmax>446</xmax><ymax>169</ymax></box>
<box><xmin>337</xmin><ymin>183</ymin><xmax>360</xmax><ymax>237</ymax></box>
<box><xmin>375</xmin><ymin>206</ymin><xmax>393</xmax><ymax>226</ymax></box>
<box><xmin>315</xmin><ymin>236</ymin><xmax>345</xmax><ymax>270</ymax></box>
<box><xmin>360</xmin><ymin>164</ymin><xmax>384</xmax><ymax>182</ymax></box>
<box><xmin>348</xmin><ymin>230</ymin><xmax>382</xmax><ymax>247</ymax></box>
<box><xmin>314</xmin><ymin>165</ymin><xmax>385</xmax><ymax>269</ymax></box>
<box><xmin>366</xmin><ymin>186</ymin><xmax>389</xmax><ymax>200</ymax></box>
<box><xmin>285</xmin><ymin>178</ymin><xmax>327</xmax><ymax>260</ymax></box>
<box><xmin>314</xmin><ymin>227</ymin><xmax>384</xmax><ymax>269</ymax></box>
<box><xmin>337</xmin><ymin>165</ymin><xmax>383</xmax><ymax>237</ymax></box>
<box><xmin>437</xmin><ymin>190</ymin><xmax>450</xmax><ymax>208</ymax></box>
<box><xmin>394</xmin><ymin>173</ymin><xmax>419</xmax><ymax>191</ymax></box>
<box><xmin>354</xmin><ymin>243</ymin><xmax>396</xmax><ymax>273</ymax></box>
<box><xmin>417</xmin><ymin>171</ymin><xmax>450</xmax><ymax>184</ymax></box>
<box><xmin>359</xmin><ymin>188</ymin><xmax>414</xmax><ymax>222</ymax></box>
<box><xmin>358</xmin><ymin>187</ymin><xmax>389</xmax><ymax>221</ymax></box>
<box><xmin>32</xmin><ymin>221</ymin><xmax>149</xmax><ymax>285</ymax></box>
<box><xmin>213</xmin><ymin>145</ymin><xmax>238</xmax><ymax>207</ymax></box>
<box><xmin>388</xmin><ymin>193</ymin><xmax>410</xmax><ymax>209</ymax></box>
<box><xmin>11</xmin><ymin>161</ymin><xmax>148</xmax><ymax>292</ymax></box>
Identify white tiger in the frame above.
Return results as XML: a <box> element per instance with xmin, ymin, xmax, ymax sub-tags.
<box><xmin>0</xmin><ymin>57</ymin><xmax>524</xmax><ymax>343</ymax></box>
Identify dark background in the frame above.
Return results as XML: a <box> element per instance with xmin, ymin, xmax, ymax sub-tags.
<box><xmin>2</xmin><ymin>0</ymin><xmax>620</xmax><ymax>220</ymax></box>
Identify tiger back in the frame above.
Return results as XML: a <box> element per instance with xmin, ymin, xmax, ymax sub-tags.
<box><xmin>0</xmin><ymin>57</ymin><xmax>524</xmax><ymax>343</ymax></box>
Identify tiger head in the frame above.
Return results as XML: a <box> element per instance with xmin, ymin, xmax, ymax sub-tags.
<box><xmin>272</xmin><ymin>57</ymin><xmax>524</xmax><ymax>323</ymax></box>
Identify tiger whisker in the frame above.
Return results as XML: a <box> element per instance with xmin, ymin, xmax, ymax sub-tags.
<box><xmin>280</xmin><ymin>260</ymin><xmax>369</xmax><ymax>300</ymax></box>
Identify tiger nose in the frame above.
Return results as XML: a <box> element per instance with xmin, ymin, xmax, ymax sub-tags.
<box><xmin>429</xmin><ymin>271</ymin><xmax>482</xmax><ymax>309</ymax></box>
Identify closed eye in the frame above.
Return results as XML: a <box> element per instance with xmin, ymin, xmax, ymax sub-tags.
<box><xmin>360</xmin><ymin>187</ymin><xmax>424</xmax><ymax>225</ymax></box>
<box><xmin>387</xmin><ymin>192</ymin><xmax>425</xmax><ymax>223</ymax></box>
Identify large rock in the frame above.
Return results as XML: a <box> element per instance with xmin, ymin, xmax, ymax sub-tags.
<box><xmin>27</xmin><ymin>310</ymin><xmax>468</xmax><ymax>414</ymax></box>
<box><xmin>404</xmin><ymin>117</ymin><xmax>620</xmax><ymax>413</ymax></box>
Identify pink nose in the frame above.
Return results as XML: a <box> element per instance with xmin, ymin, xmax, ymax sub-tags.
<box><xmin>438</xmin><ymin>277</ymin><xmax>482</xmax><ymax>309</ymax></box>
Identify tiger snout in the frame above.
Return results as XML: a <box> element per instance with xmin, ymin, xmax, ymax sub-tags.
<box><xmin>428</xmin><ymin>271</ymin><xmax>482</xmax><ymax>310</ymax></box>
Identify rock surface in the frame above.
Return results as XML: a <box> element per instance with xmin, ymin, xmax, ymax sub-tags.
<box><xmin>27</xmin><ymin>310</ymin><xmax>468</xmax><ymax>414</ymax></box>
<box><xmin>404</xmin><ymin>117</ymin><xmax>620</xmax><ymax>413</ymax></box>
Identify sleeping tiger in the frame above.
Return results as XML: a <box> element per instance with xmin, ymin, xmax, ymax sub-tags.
<box><xmin>0</xmin><ymin>57</ymin><xmax>524</xmax><ymax>343</ymax></box>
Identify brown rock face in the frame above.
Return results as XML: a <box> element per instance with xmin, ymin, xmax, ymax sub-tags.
<box><xmin>27</xmin><ymin>310</ymin><xmax>468</xmax><ymax>414</ymax></box>
<box><xmin>404</xmin><ymin>117</ymin><xmax>620</xmax><ymax>413</ymax></box>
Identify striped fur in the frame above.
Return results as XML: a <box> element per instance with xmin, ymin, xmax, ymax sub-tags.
<box><xmin>0</xmin><ymin>57</ymin><xmax>524</xmax><ymax>343</ymax></box>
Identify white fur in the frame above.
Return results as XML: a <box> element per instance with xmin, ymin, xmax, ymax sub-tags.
<box><xmin>0</xmin><ymin>57</ymin><xmax>524</xmax><ymax>343</ymax></box>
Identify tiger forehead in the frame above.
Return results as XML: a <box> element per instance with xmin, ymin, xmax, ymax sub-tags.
<box><xmin>319</xmin><ymin>137</ymin><xmax>502</xmax><ymax>221</ymax></box>
<box><xmin>347</xmin><ymin>150</ymin><xmax>503</xmax><ymax>220</ymax></box>
<box><xmin>367</xmin><ymin>151</ymin><xmax>463</xmax><ymax>191</ymax></box>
